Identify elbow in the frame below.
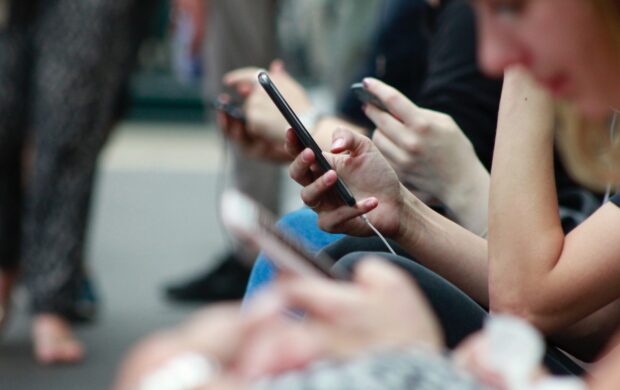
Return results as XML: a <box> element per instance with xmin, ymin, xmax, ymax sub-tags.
<box><xmin>489</xmin><ymin>284</ymin><xmax>558</xmax><ymax>334</ymax></box>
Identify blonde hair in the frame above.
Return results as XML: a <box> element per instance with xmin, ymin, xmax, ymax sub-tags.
<box><xmin>555</xmin><ymin>0</ymin><xmax>620</xmax><ymax>192</ymax></box>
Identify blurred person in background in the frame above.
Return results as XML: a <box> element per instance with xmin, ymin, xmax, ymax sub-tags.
<box><xmin>0</xmin><ymin>0</ymin><xmax>152</xmax><ymax>364</ymax></box>
<box><xmin>164</xmin><ymin>0</ymin><xmax>280</xmax><ymax>303</ymax></box>
<box><xmin>165</xmin><ymin>0</ymin><xmax>382</xmax><ymax>303</ymax></box>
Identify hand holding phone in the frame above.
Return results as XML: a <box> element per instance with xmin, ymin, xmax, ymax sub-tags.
<box><xmin>258</xmin><ymin>71</ymin><xmax>357</xmax><ymax>207</ymax></box>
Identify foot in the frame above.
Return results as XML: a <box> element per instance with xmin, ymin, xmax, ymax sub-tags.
<box><xmin>165</xmin><ymin>252</ymin><xmax>251</xmax><ymax>303</ymax></box>
<box><xmin>32</xmin><ymin>314</ymin><xmax>84</xmax><ymax>365</ymax></box>
<box><xmin>0</xmin><ymin>269</ymin><xmax>17</xmax><ymax>330</ymax></box>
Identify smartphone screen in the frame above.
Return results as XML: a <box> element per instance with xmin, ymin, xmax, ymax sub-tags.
<box><xmin>257</xmin><ymin>72</ymin><xmax>357</xmax><ymax>207</ymax></box>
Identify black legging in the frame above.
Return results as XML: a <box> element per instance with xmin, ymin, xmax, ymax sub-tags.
<box><xmin>0</xmin><ymin>0</ymin><xmax>151</xmax><ymax>319</ymax></box>
<box><xmin>322</xmin><ymin>236</ymin><xmax>584</xmax><ymax>376</ymax></box>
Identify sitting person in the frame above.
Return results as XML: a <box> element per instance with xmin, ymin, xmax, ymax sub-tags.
<box><xmin>285</xmin><ymin>1</ymin><xmax>620</xmax><ymax>365</ymax></box>
<box><xmin>117</xmin><ymin>0</ymin><xmax>620</xmax><ymax>387</ymax></box>
<box><xmin>117</xmin><ymin>258</ymin><xmax>612</xmax><ymax>389</ymax></box>
<box><xmin>221</xmin><ymin>0</ymin><xmax>598</xmax><ymax>302</ymax></box>
<box><xmin>227</xmin><ymin>0</ymin><xmax>501</xmax><ymax>299</ymax></box>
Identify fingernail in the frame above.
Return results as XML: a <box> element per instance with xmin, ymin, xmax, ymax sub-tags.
<box><xmin>365</xmin><ymin>198</ymin><xmax>377</xmax><ymax>207</ymax></box>
<box><xmin>332</xmin><ymin>138</ymin><xmax>345</xmax><ymax>150</ymax></box>
<box><xmin>363</xmin><ymin>78</ymin><xmax>371</xmax><ymax>88</ymax></box>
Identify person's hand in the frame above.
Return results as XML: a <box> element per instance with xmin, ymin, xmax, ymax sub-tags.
<box><xmin>223</xmin><ymin>60</ymin><xmax>313</xmax><ymax>143</ymax></box>
<box><xmin>217</xmin><ymin>95</ymin><xmax>291</xmax><ymax>162</ymax></box>
<box><xmin>115</xmin><ymin>304</ymin><xmax>248</xmax><ymax>390</ymax></box>
<box><xmin>173</xmin><ymin>0</ymin><xmax>206</xmax><ymax>56</ymax></box>
<box><xmin>286</xmin><ymin>126</ymin><xmax>407</xmax><ymax>237</ymax></box>
<box><xmin>244</xmin><ymin>258</ymin><xmax>445</xmax><ymax>366</ymax></box>
<box><xmin>453</xmin><ymin>329</ymin><xmax>551</xmax><ymax>390</ymax></box>
<box><xmin>363</xmin><ymin>78</ymin><xmax>487</xmax><ymax>206</ymax></box>
<box><xmin>453</xmin><ymin>333</ymin><xmax>509</xmax><ymax>389</ymax></box>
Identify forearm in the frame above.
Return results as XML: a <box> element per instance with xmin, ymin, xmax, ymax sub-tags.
<box><xmin>487</xmin><ymin>68</ymin><xmax>565</xmax><ymax>322</ymax></box>
<box><xmin>442</xmin><ymin>159</ymin><xmax>490</xmax><ymax>237</ymax></box>
<box><xmin>395</xmin><ymin>187</ymin><xmax>489</xmax><ymax>307</ymax></box>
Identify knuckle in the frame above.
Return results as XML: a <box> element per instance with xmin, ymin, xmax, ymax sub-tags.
<box><xmin>396</xmin><ymin>154</ymin><xmax>413</xmax><ymax>167</ymax></box>
<box><xmin>318</xmin><ymin>216</ymin><xmax>336</xmax><ymax>233</ymax></box>
<box><xmin>404</xmin><ymin>139</ymin><xmax>421</xmax><ymax>154</ymax></box>
<box><xmin>415</xmin><ymin>120</ymin><xmax>431</xmax><ymax>134</ymax></box>
<box><xmin>300</xmin><ymin>189</ymin><xmax>312</xmax><ymax>205</ymax></box>
<box><xmin>384</xmin><ymin>93</ymin><xmax>400</xmax><ymax>108</ymax></box>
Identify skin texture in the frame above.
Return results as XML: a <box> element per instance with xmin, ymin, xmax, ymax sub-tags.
<box><xmin>472</xmin><ymin>0</ymin><xmax>620</xmax><ymax>118</ymax></box>
<box><xmin>487</xmin><ymin>67</ymin><xmax>620</xmax><ymax>359</ymax></box>
<box><xmin>474</xmin><ymin>0</ymin><xmax>620</xmax><ymax>360</ymax></box>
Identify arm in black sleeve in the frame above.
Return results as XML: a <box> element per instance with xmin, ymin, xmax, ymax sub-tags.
<box><xmin>415</xmin><ymin>0</ymin><xmax>502</xmax><ymax>170</ymax></box>
<box><xmin>337</xmin><ymin>0</ymin><xmax>430</xmax><ymax>128</ymax></box>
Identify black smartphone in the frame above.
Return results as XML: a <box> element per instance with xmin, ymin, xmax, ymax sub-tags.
<box><xmin>222</xmin><ymin>190</ymin><xmax>349</xmax><ymax>280</ymax></box>
<box><xmin>209</xmin><ymin>97</ymin><xmax>246</xmax><ymax>123</ymax></box>
<box><xmin>351</xmin><ymin>82</ymin><xmax>389</xmax><ymax>112</ymax></box>
<box><xmin>257</xmin><ymin>71</ymin><xmax>357</xmax><ymax>207</ymax></box>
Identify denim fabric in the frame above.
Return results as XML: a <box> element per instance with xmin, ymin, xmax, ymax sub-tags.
<box><xmin>243</xmin><ymin>208</ymin><xmax>344</xmax><ymax>303</ymax></box>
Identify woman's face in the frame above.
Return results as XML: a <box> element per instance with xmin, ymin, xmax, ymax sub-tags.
<box><xmin>471</xmin><ymin>0</ymin><xmax>620</xmax><ymax>118</ymax></box>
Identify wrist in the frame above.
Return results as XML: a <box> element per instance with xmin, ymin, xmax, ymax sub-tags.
<box><xmin>441</xmin><ymin>162</ymin><xmax>490</xmax><ymax>236</ymax></box>
<box><xmin>393</xmin><ymin>185</ymin><xmax>426</xmax><ymax>247</ymax></box>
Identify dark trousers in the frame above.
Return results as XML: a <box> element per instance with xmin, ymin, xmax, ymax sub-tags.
<box><xmin>0</xmin><ymin>0</ymin><xmax>147</xmax><ymax>318</ymax></box>
<box><xmin>322</xmin><ymin>236</ymin><xmax>584</xmax><ymax>376</ymax></box>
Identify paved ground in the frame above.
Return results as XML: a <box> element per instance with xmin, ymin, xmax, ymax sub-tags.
<box><xmin>0</xmin><ymin>122</ymin><xmax>251</xmax><ymax>389</ymax></box>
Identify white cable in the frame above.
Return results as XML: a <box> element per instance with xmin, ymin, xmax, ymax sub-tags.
<box><xmin>360</xmin><ymin>214</ymin><xmax>397</xmax><ymax>256</ymax></box>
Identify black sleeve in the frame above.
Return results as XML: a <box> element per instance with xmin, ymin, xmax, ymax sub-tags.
<box><xmin>611</xmin><ymin>193</ymin><xmax>620</xmax><ymax>207</ymax></box>
<box><xmin>336</xmin><ymin>0</ymin><xmax>430</xmax><ymax>128</ymax></box>
<box><xmin>414</xmin><ymin>0</ymin><xmax>502</xmax><ymax>170</ymax></box>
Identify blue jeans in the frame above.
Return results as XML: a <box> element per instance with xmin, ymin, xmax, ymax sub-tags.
<box><xmin>243</xmin><ymin>208</ymin><xmax>343</xmax><ymax>303</ymax></box>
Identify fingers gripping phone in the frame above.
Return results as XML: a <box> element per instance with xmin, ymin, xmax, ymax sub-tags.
<box><xmin>221</xmin><ymin>190</ymin><xmax>349</xmax><ymax>280</ymax></box>
<box><xmin>257</xmin><ymin>72</ymin><xmax>357</xmax><ymax>207</ymax></box>
<box><xmin>351</xmin><ymin>82</ymin><xmax>389</xmax><ymax>112</ymax></box>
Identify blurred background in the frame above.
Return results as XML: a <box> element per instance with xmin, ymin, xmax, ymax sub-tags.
<box><xmin>0</xmin><ymin>0</ymin><xmax>381</xmax><ymax>388</ymax></box>
<box><xmin>0</xmin><ymin>1</ymin><xmax>223</xmax><ymax>388</ymax></box>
